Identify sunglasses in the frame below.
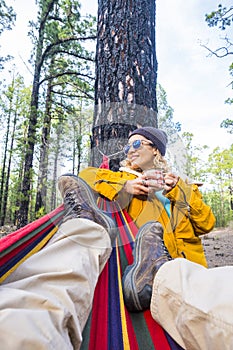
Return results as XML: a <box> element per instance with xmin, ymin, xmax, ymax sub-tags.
<box><xmin>124</xmin><ymin>139</ymin><xmax>154</xmax><ymax>155</ymax></box>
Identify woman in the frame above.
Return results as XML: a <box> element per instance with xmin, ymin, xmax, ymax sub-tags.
<box><xmin>80</xmin><ymin>126</ymin><xmax>216</xmax><ymax>267</ymax></box>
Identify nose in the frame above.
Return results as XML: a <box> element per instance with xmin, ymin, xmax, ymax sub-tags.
<box><xmin>127</xmin><ymin>145</ymin><xmax>136</xmax><ymax>154</ymax></box>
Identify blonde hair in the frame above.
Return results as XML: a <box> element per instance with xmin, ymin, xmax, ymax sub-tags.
<box><xmin>120</xmin><ymin>149</ymin><xmax>169</xmax><ymax>173</ymax></box>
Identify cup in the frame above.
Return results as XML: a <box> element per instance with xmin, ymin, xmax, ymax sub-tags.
<box><xmin>143</xmin><ymin>168</ymin><xmax>165</xmax><ymax>191</ymax></box>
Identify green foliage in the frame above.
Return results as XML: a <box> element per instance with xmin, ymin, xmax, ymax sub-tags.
<box><xmin>203</xmin><ymin>145</ymin><xmax>233</xmax><ymax>227</ymax></box>
<box><xmin>207</xmin><ymin>146</ymin><xmax>233</xmax><ymax>184</ymax></box>
<box><xmin>181</xmin><ymin>131</ymin><xmax>209</xmax><ymax>182</ymax></box>
<box><xmin>8</xmin><ymin>0</ymin><xmax>97</xmax><ymax>224</ymax></box>
<box><xmin>182</xmin><ymin>139</ymin><xmax>233</xmax><ymax>228</ymax></box>
<box><xmin>0</xmin><ymin>1</ymin><xmax>16</xmax><ymax>69</ymax></box>
<box><xmin>32</xmin><ymin>0</ymin><xmax>96</xmax><ymax>116</ymax></box>
<box><xmin>0</xmin><ymin>0</ymin><xmax>16</xmax><ymax>35</ymax></box>
<box><xmin>157</xmin><ymin>84</ymin><xmax>181</xmax><ymax>133</ymax></box>
<box><xmin>205</xmin><ymin>4</ymin><xmax>233</xmax><ymax>30</ymax></box>
<box><xmin>51</xmin><ymin>102</ymin><xmax>93</xmax><ymax>174</ymax></box>
<box><xmin>220</xmin><ymin>118</ymin><xmax>233</xmax><ymax>133</ymax></box>
<box><xmin>35</xmin><ymin>205</ymin><xmax>46</xmax><ymax>218</ymax></box>
<box><xmin>157</xmin><ymin>84</ymin><xmax>232</xmax><ymax>228</ymax></box>
<box><xmin>0</xmin><ymin>75</ymin><xmax>33</xmax><ymax>224</ymax></box>
<box><xmin>203</xmin><ymin>190</ymin><xmax>232</xmax><ymax>227</ymax></box>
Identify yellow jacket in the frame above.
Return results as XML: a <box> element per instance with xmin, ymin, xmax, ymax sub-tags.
<box><xmin>79</xmin><ymin>167</ymin><xmax>216</xmax><ymax>267</ymax></box>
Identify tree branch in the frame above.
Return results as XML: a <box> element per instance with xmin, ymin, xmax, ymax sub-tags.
<box><xmin>39</xmin><ymin>70</ymin><xmax>94</xmax><ymax>85</ymax></box>
<box><xmin>52</xmin><ymin>49</ymin><xmax>94</xmax><ymax>62</ymax></box>
<box><xmin>51</xmin><ymin>88</ymin><xmax>94</xmax><ymax>100</ymax></box>
<box><xmin>200</xmin><ymin>36</ymin><xmax>233</xmax><ymax>58</ymax></box>
<box><xmin>40</xmin><ymin>35</ymin><xmax>97</xmax><ymax>64</ymax></box>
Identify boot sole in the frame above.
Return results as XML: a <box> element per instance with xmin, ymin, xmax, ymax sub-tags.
<box><xmin>59</xmin><ymin>174</ymin><xmax>117</xmax><ymax>242</ymax></box>
<box><xmin>123</xmin><ymin>221</ymin><xmax>163</xmax><ymax>311</ymax></box>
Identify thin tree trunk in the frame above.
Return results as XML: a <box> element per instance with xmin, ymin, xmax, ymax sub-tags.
<box><xmin>72</xmin><ymin>118</ymin><xmax>82</xmax><ymax>175</ymax></box>
<box><xmin>50</xmin><ymin>116</ymin><xmax>63</xmax><ymax>211</ymax></box>
<box><xmin>0</xmin><ymin>77</ymin><xmax>14</xmax><ymax>222</ymax></box>
<box><xmin>35</xmin><ymin>70</ymin><xmax>53</xmax><ymax>214</ymax></box>
<box><xmin>1</xmin><ymin>101</ymin><xmax>18</xmax><ymax>225</ymax></box>
<box><xmin>0</xmin><ymin>109</ymin><xmax>11</xmax><ymax>220</ymax></box>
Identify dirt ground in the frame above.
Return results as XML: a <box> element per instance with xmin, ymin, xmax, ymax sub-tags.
<box><xmin>201</xmin><ymin>226</ymin><xmax>233</xmax><ymax>268</ymax></box>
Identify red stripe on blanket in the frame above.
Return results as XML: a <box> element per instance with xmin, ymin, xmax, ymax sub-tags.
<box><xmin>0</xmin><ymin>220</ymin><xmax>58</xmax><ymax>266</ymax></box>
<box><xmin>89</xmin><ymin>262</ymin><xmax>109</xmax><ymax>350</ymax></box>
<box><xmin>0</xmin><ymin>205</ymin><xmax>64</xmax><ymax>253</ymax></box>
<box><xmin>144</xmin><ymin>309</ymin><xmax>171</xmax><ymax>350</ymax></box>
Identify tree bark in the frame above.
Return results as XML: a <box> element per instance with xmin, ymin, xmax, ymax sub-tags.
<box><xmin>0</xmin><ymin>89</ymin><xmax>13</xmax><ymax>224</ymax></box>
<box><xmin>1</xmin><ymin>101</ymin><xmax>18</xmax><ymax>226</ymax></box>
<box><xmin>91</xmin><ymin>0</ymin><xmax>158</xmax><ymax>167</ymax></box>
<box><xmin>35</xmin><ymin>63</ymin><xmax>53</xmax><ymax>214</ymax></box>
<box><xmin>50</xmin><ymin>115</ymin><xmax>63</xmax><ymax>211</ymax></box>
<box><xmin>0</xmin><ymin>104</ymin><xmax>11</xmax><ymax>221</ymax></box>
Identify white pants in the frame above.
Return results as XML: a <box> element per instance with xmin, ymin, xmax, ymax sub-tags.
<box><xmin>151</xmin><ymin>258</ymin><xmax>233</xmax><ymax>350</ymax></box>
<box><xmin>0</xmin><ymin>219</ymin><xmax>111</xmax><ymax>350</ymax></box>
<box><xmin>1</xmin><ymin>222</ymin><xmax>233</xmax><ymax>350</ymax></box>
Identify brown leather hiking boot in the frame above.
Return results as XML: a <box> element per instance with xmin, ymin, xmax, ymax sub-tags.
<box><xmin>122</xmin><ymin>221</ymin><xmax>171</xmax><ymax>312</ymax></box>
<box><xmin>58</xmin><ymin>174</ymin><xmax>117</xmax><ymax>243</ymax></box>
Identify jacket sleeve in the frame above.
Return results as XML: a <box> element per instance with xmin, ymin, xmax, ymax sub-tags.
<box><xmin>166</xmin><ymin>178</ymin><xmax>216</xmax><ymax>235</ymax></box>
<box><xmin>79</xmin><ymin>167</ymin><xmax>135</xmax><ymax>202</ymax></box>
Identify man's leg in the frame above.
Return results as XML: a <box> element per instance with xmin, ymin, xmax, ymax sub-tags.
<box><xmin>0</xmin><ymin>176</ymin><xmax>115</xmax><ymax>350</ymax></box>
<box><xmin>0</xmin><ymin>219</ymin><xmax>111</xmax><ymax>350</ymax></box>
<box><xmin>151</xmin><ymin>258</ymin><xmax>233</xmax><ymax>350</ymax></box>
<box><xmin>122</xmin><ymin>221</ymin><xmax>233</xmax><ymax>350</ymax></box>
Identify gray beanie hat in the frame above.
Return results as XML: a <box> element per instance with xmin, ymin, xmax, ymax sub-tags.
<box><xmin>129</xmin><ymin>127</ymin><xmax>168</xmax><ymax>156</ymax></box>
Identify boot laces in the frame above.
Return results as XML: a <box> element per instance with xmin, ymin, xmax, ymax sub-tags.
<box><xmin>65</xmin><ymin>190</ymin><xmax>82</xmax><ymax>213</ymax></box>
<box><xmin>162</xmin><ymin>241</ymin><xmax>172</xmax><ymax>260</ymax></box>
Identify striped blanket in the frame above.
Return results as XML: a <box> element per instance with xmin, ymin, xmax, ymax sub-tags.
<box><xmin>0</xmin><ymin>200</ymin><xmax>183</xmax><ymax>350</ymax></box>
<box><xmin>0</xmin><ymin>205</ymin><xmax>64</xmax><ymax>283</ymax></box>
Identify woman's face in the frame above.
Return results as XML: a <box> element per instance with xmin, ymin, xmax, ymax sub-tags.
<box><xmin>125</xmin><ymin>134</ymin><xmax>157</xmax><ymax>170</ymax></box>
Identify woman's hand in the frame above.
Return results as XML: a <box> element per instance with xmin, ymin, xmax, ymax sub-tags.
<box><xmin>163</xmin><ymin>172</ymin><xmax>179</xmax><ymax>192</ymax></box>
<box><xmin>123</xmin><ymin>172</ymin><xmax>179</xmax><ymax>195</ymax></box>
<box><xmin>123</xmin><ymin>178</ymin><xmax>149</xmax><ymax>195</ymax></box>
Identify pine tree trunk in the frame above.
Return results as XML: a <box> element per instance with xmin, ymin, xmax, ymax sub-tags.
<box><xmin>1</xmin><ymin>103</ymin><xmax>18</xmax><ymax>225</ymax></box>
<box><xmin>91</xmin><ymin>0</ymin><xmax>158</xmax><ymax>167</ymax></box>
<box><xmin>0</xmin><ymin>103</ymin><xmax>12</xmax><ymax>224</ymax></box>
<box><xmin>0</xmin><ymin>108</ymin><xmax>11</xmax><ymax>221</ymax></box>
<box><xmin>35</xmin><ymin>73</ymin><xmax>53</xmax><ymax>214</ymax></box>
<box><xmin>50</xmin><ymin>116</ymin><xmax>63</xmax><ymax>211</ymax></box>
<box><xmin>17</xmin><ymin>71</ymin><xmax>41</xmax><ymax>227</ymax></box>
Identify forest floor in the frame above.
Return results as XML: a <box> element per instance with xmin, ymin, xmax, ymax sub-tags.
<box><xmin>1</xmin><ymin>224</ymin><xmax>233</xmax><ymax>268</ymax></box>
<box><xmin>201</xmin><ymin>225</ymin><xmax>233</xmax><ymax>268</ymax></box>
